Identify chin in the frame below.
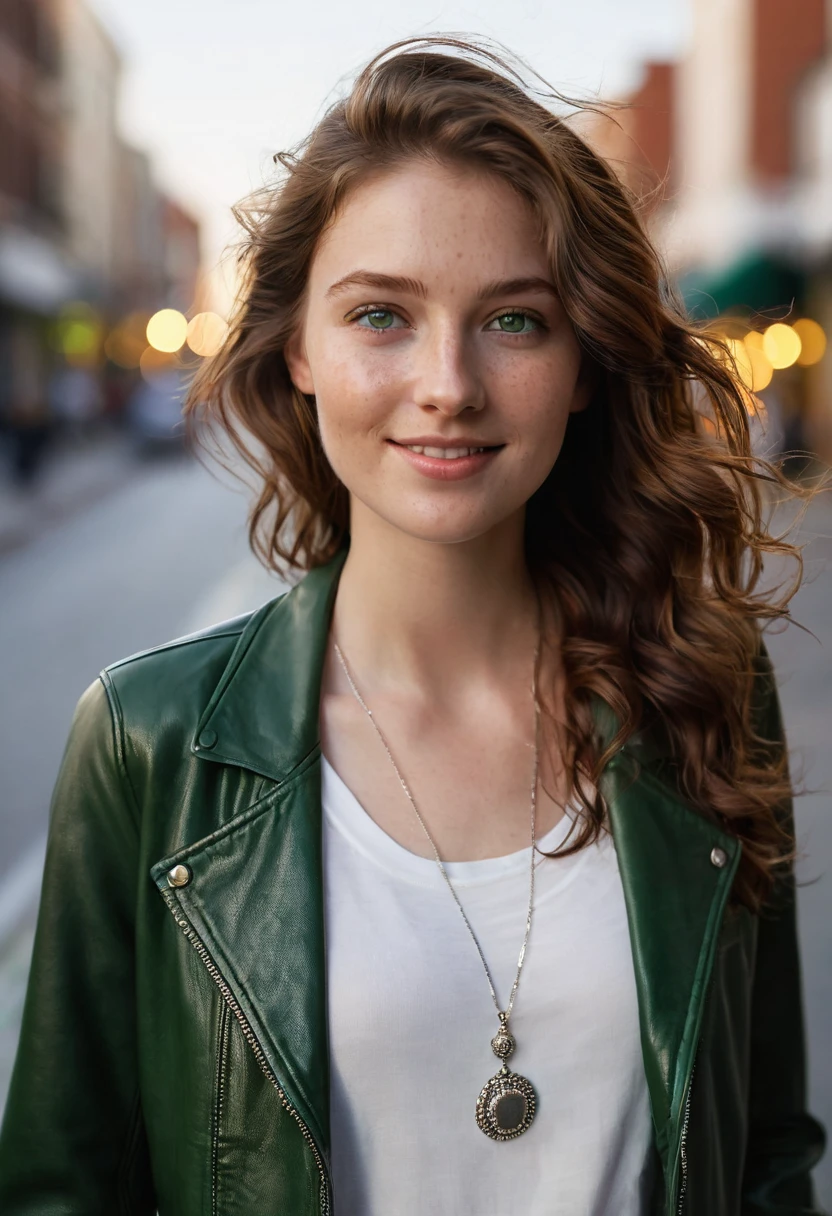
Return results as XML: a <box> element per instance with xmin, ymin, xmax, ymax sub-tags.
<box><xmin>376</xmin><ymin>506</ymin><xmax>512</xmax><ymax>547</ymax></box>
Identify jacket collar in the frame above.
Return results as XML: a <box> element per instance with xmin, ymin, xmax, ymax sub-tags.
<box><xmin>177</xmin><ymin>549</ymin><xmax>740</xmax><ymax>1185</ymax></box>
<box><xmin>192</xmin><ymin>553</ymin><xmax>346</xmax><ymax>782</ymax></box>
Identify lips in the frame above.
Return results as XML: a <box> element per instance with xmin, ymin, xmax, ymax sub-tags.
<box><xmin>388</xmin><ymin>438</ymin><xmax>503</xmax><ymax>481</ymax></box>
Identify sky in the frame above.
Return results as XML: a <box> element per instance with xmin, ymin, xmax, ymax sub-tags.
<box><xmin>87</xmin><ymin>0</ymin><xmax>691</xmax><ymax>312</ymax></box>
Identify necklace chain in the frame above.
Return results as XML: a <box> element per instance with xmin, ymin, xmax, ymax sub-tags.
<box><xmin>332</xmin><ymin>635</ymin><xmax>541</xmax><ymax>1025</ymax></box>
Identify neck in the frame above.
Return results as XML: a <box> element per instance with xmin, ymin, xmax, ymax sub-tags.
<box><xmin>331</xmin><ymin>500</ymin><xmax>540</xmax><ymax>698</ymax></box>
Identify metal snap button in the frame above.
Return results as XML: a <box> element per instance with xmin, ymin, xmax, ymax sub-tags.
<box><xmin>197</xmin><ymin>728</ymin><xmax>217</xmax><ymax>750</ymax></box>
<box><xmin>168</xmin><ymin>864</ymin><xmax>192</xmax><ymax>888</ymax></box>
<box><xmin>710</xmin><ymin>846</ymin><xmax>728</xmax><ymax>869</ymax></box>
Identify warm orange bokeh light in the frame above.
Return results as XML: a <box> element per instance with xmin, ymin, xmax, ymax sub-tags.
<box><xmin>793</xmin><ymin>318</ymin><xmax>827</xmax><ymax>367</ymax></box>
<box><xmin>724</xmin><ymin>339</ymin><xmax>754</xmax><ymax>389</ymax></box>
<box><xmin>762</xmin><ymin>323</ymin><xmax>802</xmax><ymax>370</ymax></box>
<box><xmin>147</xmin><ymin>309</ymin><xmax>188</xmax><ymax>354</ymax></box>
<box><xmin>186</xmin><ymin>312</ymin><xmax>228</xmax><ymax>358</ymax></box>
<box><xmin>741</xmin><ymin>332</ymin><xmax>773</xmax><ymax>391</ymax></box>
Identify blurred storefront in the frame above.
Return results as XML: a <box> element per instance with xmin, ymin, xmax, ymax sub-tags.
<box><xmin>0</xmin><ymin>0</ymin><xmax>76</xmax><ymax>481</ymax></box>
<box><xmin>0</xmin><ymin>0</ymin><xmax>207</xmax><ymax>485</ymax></box>
<box><xmin>586</xmin><ymin>0</ymin><xmax>832</xmax><ymax>468</ymax></box>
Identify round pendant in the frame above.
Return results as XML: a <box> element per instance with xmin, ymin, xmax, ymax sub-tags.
<box><xmin>475</xmin><ymin>1068</ymin><xmax>537</xmax><ymax>1140</ymax></box>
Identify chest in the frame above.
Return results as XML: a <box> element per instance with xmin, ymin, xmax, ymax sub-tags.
<box><xmin>319</xmin><ymin>687</ymin><xmax>570</xmax><ymax>861</ymax></box>
<box><xmin>321</xmin><ymin>778</ymin><xmax>656</xmax><ymax>1215</ymax></box>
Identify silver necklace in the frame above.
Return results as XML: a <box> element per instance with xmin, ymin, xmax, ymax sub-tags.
<box><xmin>333</xmin><ymin>635</ymin><xmax>541</xmax><ymax>1141</ymax></box>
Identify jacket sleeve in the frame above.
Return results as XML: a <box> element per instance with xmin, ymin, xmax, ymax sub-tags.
<box><xmin>741</xmin><ymin>639</ymin><xmax>827</xmax><ymax>1215</ymax></box>
<box><xmin>0</xmin><ymin>676</ymin><xmax>156</xmax><ymax>1214</ymax></box>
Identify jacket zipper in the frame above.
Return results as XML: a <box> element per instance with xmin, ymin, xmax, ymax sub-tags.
<box><xmin>162</xmin><ymin>890</ymin><xmax>332</xmax><ymax>1215</ymax></box>
<box><xmin>676</xmin><ymin>1051</ymin><xmax>698</xmax><ymax>1216</ymax></box>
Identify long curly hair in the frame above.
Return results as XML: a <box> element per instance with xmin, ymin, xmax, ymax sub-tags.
<box><xmin>185</xmin><ymin>35</ymin><xmax>824</xmax><ymax>912</ymax></box>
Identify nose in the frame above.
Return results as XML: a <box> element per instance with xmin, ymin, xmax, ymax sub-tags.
<box><xmin>411</xmin><ymin>324</ymin><xmax>485</xmax><ymax>415</ymax></box>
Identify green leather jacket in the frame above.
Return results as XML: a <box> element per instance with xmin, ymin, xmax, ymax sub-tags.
<box><xmin>0</xmin><ymin>551</ymin><xmax>826</xmax><ymax>1215</ymax></box>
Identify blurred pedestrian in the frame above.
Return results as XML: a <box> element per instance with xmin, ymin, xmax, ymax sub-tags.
<box><xmin>5</xmin><ymin>325</ymin><xmax>52</xmax><ymax>487</ymax></box>
<box><xmin>7</xmin><ymin>404</ymin><xmax>51</xmax><ymax>486</ymax></box>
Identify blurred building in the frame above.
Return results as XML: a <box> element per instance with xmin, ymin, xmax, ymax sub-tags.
<box><xmin>661</xmin><ymin>0</ymin><xmax>826</xmax><ymax>306</ymax></box>
<box><xmin>579</xmin><ymin>61</ymin><xmax>677</xmax><ymax>214</ymax></box>
<box><xmin>0</xmin><ymin>0</ymin><xmax>205</xmax><ymax>477</ymax></box>
<box><xmin>795</xmin><ymin>23</ymin><xmax>832</xmax><ymax>457</ymax></box>
<box><xmin>161</xmin><ymin>195</ymin><xmax>203</xmax><ymax>317</ymax></box>
<box><xmin>587</xmin><ymin>0</ymin><xmax>832</xmax><ymax>463</ymax></box>
<box><xmin>112</xmin><ymin>143</ymin><xmax>166</xmax><ymax>315</ymax></box>
<box><xmin>56</xmin><ymin>0</ymin><xmax>122</xmax><ymax>307</ymax></box>
<box><xmin>0</xmin><ymin>0</ymin><xmax>77</xmax><ymax>444</ymax></box>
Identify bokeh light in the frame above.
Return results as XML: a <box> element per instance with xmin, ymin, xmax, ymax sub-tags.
<box><xmin>793</xmin><ymin>318</ymin><xmax>827</xmax><ymax>367</ymax></box>
<box><xmin>762</xmin><ymin>323</ymin><xmax>802</xmax><ymax>370</ymax></box>
<box><xmin>742</xmin><ymin>331</ymin><xmax>774</xmax><ymax>391</ymax></box>
<box><xmin>186</xmin><ymin>312</ymin><xmax>228</xmax><ymax>357</ymax></box>
<box><xmin>147</xmin><ymin>308</ymin><xmax>188</xmax><ymax>353</ymax></box>
<box><xmin>62</xmin><ymin>321</ymin><xmax>98</xmax><ymax>359</ymax></box>
<box><xmin>724</xmin><ymin>338</ymin><xmax>754</xmax><ymax>389</ymax></box>
<box><xmin>56</xmin><ymin>302</ymin><xmax>102</xmax><ymax>367</ymax></box>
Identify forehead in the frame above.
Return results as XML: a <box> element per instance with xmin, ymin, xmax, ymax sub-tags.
<box><xmin>309</xmin><ymin>159</ymin><xmax>549</xmax><ymax>292</ymax></box>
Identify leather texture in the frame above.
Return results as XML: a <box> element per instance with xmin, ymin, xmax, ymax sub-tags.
<box><xmin>0</xmin><ymin>548</ymin><xmax>826</xmax><ymax>1215</ymax></box>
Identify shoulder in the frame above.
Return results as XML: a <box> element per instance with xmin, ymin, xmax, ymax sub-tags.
<box><xmin>104</xmin><ymin>608</ymin><xmax>257</xmax><ymax>704</ymax></box>
<box><xmin>97</xmin><ymin>595</ymin><xmax>287</xmax><ymax>757</ymax></box>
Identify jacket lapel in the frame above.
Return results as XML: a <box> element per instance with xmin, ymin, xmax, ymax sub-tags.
<box><xmin>153</xmin><ymin>548</ymin><xmax>741</xmax><ymax>1191</ymax></box>
<box><xmin>150</xmin><ymin>555</ymin><xmax>346</xmax><ymax>1165</ymax></box>
<box><xmin>191</xmin><ymin>552</ymin><xmax>347</xmax><ymax>782</ymax></box>
<box><xmin>598</xmin><ymin>718</ymin><xmax>741</xmax><ymax>1172</ymax></box>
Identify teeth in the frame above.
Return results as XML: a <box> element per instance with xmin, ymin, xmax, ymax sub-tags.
<box><xmin>403</xmin><ymin>445</ymin><xmax>485</xmax><ymax>459</ymax></box>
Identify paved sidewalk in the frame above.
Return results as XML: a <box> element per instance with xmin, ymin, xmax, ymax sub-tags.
<box><xmin>0</xmin><ymin>428</ymin><xmax>138</xmax><ymax>556</ymax></box>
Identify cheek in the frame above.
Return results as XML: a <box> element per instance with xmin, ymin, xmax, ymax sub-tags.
<box><xmin>310</xmin><ymin>333</ymin><xmax>401</xmax><ymax>426</ymax></box>
<box><xmin>313</xmin><ymin>354</ymin><xmax>395</xmax><ymax>480</ymax></box>
<box><xmin>487</xmin><ymin>344</ymin><xmax>581</xmax><ymax>442</ymax></box>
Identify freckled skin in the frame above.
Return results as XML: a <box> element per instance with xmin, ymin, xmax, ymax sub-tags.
<box><xmin>285</xmin><ymin>159</ymin><xmax>591</xmax><ymax>547</ymax></box>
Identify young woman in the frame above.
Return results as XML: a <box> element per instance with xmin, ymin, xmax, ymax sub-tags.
<box><xmin>0</xmin><ymin>36</ymin><xmax>826</xmax><ymax>1216</ymax></box>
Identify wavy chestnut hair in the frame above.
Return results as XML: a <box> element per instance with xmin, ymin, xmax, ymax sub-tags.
<box><xmin>186</xmin><ymin>36</ymin><xmax>824</xmax><ymax>912</ymax></box>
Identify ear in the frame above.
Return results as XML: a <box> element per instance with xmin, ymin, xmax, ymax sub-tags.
<box><xmin>284</xmin><ymin>326</ymin><xmax>315</xmax><ymax>395</ymax></box>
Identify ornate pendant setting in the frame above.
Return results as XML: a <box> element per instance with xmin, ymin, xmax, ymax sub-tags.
<box><xmin>475</xmin><ymin>1016</ymin><xmax>537</xmax><ymax>1140</ymax></box>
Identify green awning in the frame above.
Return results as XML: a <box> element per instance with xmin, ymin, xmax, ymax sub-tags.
<box><xmin>678</xmin><ymin>250</ymin><xmax>805</xmax><ymax>322</ymax></box>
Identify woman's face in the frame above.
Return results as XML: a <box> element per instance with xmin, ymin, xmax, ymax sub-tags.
<box><xmin>285</xmin><ymin>159</ymin><xmax>591</xmax><ymax>547</ymax></box>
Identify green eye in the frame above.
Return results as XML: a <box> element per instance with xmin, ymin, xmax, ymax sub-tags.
<box><xmin>494</xmin><ymin>313</ymin><xmax>536</xmax><ymax>334</ymax></box>
<box><xmin>359</xmin><ymin>309</ymin><xmax>396</xmax><ymax>329</ymax></box>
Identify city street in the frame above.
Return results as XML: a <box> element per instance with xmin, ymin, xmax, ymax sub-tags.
<box><xmin>0</xmin><ymin>459</ymin><xmax>830</xmax><ymax>1205</ymax></box>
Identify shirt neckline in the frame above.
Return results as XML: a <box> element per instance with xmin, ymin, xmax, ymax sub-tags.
<box><xmin>321</xmin><ymin>753</ymin><xmax>582</xmax><ymax>888</ymax></box>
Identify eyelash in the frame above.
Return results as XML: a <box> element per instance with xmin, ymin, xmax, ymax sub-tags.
<box><xmin>345</xmin><ymin>305</ymin><xmax>547</xmax><ymax>333</ymax></box>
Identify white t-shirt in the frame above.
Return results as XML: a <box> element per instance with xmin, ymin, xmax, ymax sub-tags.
<box><xmin>321</xmin><ymin>755</ymin><xmax>657</xmax><ymax>1216</ymax></box>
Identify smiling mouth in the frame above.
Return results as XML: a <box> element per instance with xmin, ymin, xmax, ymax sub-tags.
<box><xmin>390</xmin><ymin>441</ymin><xmax>504</xmax><ymax>460</ymax></box>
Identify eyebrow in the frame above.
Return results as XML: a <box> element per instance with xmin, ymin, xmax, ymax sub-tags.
<box><xmin>325</xmin><ymin>271</ymin><xmax>558</xmax><ymax>301</ymax></box>
<box><xmin>326</xmin><ymin>271</ymin><xmax>428</xmax><ymax>299</ymax></box>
